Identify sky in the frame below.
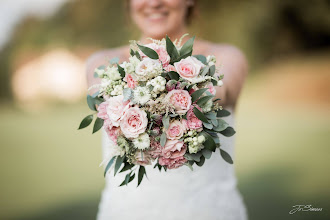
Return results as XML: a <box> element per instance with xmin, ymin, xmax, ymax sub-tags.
<box><xmin>0</xmin><ymin>0</ymin><xmax>69</xmax><ymax>50</ymax></box>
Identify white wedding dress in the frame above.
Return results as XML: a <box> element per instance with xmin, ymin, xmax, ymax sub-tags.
<box><xmin>96</xmin><ymin>107</ymin><xmax>248</xmax><ymax>220</ymax></box>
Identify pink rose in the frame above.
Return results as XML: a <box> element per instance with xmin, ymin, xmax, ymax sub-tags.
<box><xmin>149</xmin><ymin>139</ymin><xmax>162</xmax><ymax>159</ymax></box>
<box><xmin>134</xmin><ymin>150</ymin><xmax>152</xmax><ymax>166</ymax></box>
<box><xmin>120</xmin><ymin>106</ymin><xmax>148</xmax><ymax>138</ymax></box>
<box><xmin>174</xmin><ymin>56</ymin><xmax>204</xmax><ymax>81</ymax></box>
<box><xmin>186</xmin><ymin>105</ymin><xmax>203</xmax><ymax>130</ymax></box>
<box><xmin>104</xmin><ymin>122</ymin><xmax>121</xmax><ymax>143</ymax></box>
<box><xmin>164</xmin><ymin>64</ymin><xmax>176</xmax><ymax>72</ymax></box>
<box><xmin>97</xmin><ymin>102</ymin><xmax>109</xmax><ymax>120</ymax></box>
<box><xmin>165</xmin><ymin>89</ymin><xmax>192</xmax><ymax>115</ymax></box>
<box><xmin>124</xmin><ymin>74</ymin><xmax>138</xmax><ymax>89</ymax></box>
<box><xmin>144</xmin><ymin>43</ymin><xmax>170</xmax><ymax>67</ymax></box>
<box><xmin>166</xmin><ymin>120</ymin><xmax>187</xmax><ymax>140</ymax></box>
<box><xmin>205</xmin><ymin>82</ymin><xmax>216</xmax><ymax>95</ymax></box>
<box><xmin>107</xmin><ymin>95</ymin><xmax>131</xmax><ymax>127</ymax></box>
<box><xmin>158</xmin><ymin>140</ymin><xmax>187</xmax><ymax>169</ymax></box>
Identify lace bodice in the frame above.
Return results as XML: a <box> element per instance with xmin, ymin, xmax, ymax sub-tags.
<box><xmin>97</xmin><ymin>108</ymin><xmax>247</xmax><ymax>220</ymax></box>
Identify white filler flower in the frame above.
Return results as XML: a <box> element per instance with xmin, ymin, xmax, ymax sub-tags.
<box><xmin>133</xmin><ymin>86</ymin><xmax>151</xmax><ymax>105</ymax></box>
<box><xmin>132</xmin><ymin>133</ymin><xmax>150</xmax><ymax>150</ymax></box>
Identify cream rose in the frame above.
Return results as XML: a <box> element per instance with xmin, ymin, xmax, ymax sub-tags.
<box><xmin>165</xmin><ymin>89</ymin><xmax>192</xmax><ymax>115</ymax></box>
<box><xmin>120</xmin><ymin>106</ymin><xmax>148</xmax><ymax>138</ymax></box>
<box><xmin>134</xmin><ymin>58</ymin><xmax>162</xmax><ymax>81</ymax></box>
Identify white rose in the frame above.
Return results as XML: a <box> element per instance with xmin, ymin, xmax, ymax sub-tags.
<box><xmin>134</xmin><ymin>58</ymin><xmax>162</xmax><ymax>81</ymax></box>
<box><xmin>105</xmin><ymin>66</ymin><xmax>121</xmax><ymax>81</ymax></box>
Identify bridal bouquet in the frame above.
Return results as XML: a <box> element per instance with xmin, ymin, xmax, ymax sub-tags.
<box><xmin>79</xmin><ymin>35</ymin><xmax>235</xmax><ymax>187</ymax></box>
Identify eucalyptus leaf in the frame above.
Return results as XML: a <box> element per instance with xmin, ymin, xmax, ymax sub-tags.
<box><xmin>220</xmin><ymin>149</ymin><xmax>234</xmax><ymax>164</ymax></box>
<box><xmin>160</xmin><ymin>132</ymin><xmax>167</xmax><ymax>147</ymax></box>
<box><xmin>162</xmin><ymin>115</ymin><xmax>170</xmax><ymax>129</ymax></box>
<box><xmin>78</xmin><ymin>114</ymin><xmax>93</xmax><ymax>130</ymax></box>
<box><xmin>109</xmin><ymin>57</ymin><xmax>119</xmax><ymax>64</ymax></box>
<box><xmin>124</xmin><ymin>172</ymin><xmax>131</xmax><ymax>185</ymax></box>
<box><xmin>205</xmin><ymin>112</ymin><xmax>217</xmax><ymax>120</ymax></box>
<box><xmin>114</xmin><ymin>155</ymin><xmax>125</xmax><ymax>176</ymax></box>
<box><xmin>104</xmin><ymin>156</ymin><xmax>116</xmax><ymax>177</ymax></box>
<box><xmin>193</xmin><ymin>55</ymin><xmax>207</xmax><ymax>64</ymax></box>
<box><xmin>91</xmin><ymin>91</ymin><xmax>100</xmax><ymax>98</ymax></box>
<box><xmin>209</xmin><ymin>65</ymin><xmax>216</xmax><ymax>76</ymax></box>
<box><xmin>213</xmin><ymin>119</ymin><xmax>228</xmax><ymax>132</ymax></box>
<box><xmin>93</xmin><ymin>117</ymin><xmax>104</xmax><ymax>133</ymax></box>
<box><xmin>211</xmin><ymin>79</ymin><xmax>217</xmax><ymax>86</ymax></box>
<box><xmin>137</xmin><ymin>44</ymin><xmax>159</xmax><ymax>59</ymax></box>
<box><xmin>211</xmin><ymin>119</ymin><xmax>218</xmax><ymax>127</ymax></box>
<box><xmin>87</xmin><ymin>95</ymin><xmax>96</xmax><ymax>111</ymax></box>
<box><xmin>191</xmin><ymin>88</ymin><xmax>209</xmax><ymax>102</ymax></box>
<box><xmin>217</xmin><ymin>109</ymin><xmax>231</xmax><ymax>117</ymax></box>
<box><xmin>196</xmin><ymin>156</ymin><xmax>205</xmax><ymax>166</ymax></box>
<box><xmin>193</xmin><ymin>107</ymin><xmax>209</xmax><ymax>123</ymax></box>
<box><xmin>200</xmin><ymin>66</ymin><xmax>209</xmax><ymax>77</ymax></box>
<box><xmin>186</xmin><ymin>152</ymin><xmax>202</xmax><ymax>162</ymax></box>
<box><xmin>123</xmin><ymin>88</ymin><xmax>133</xmax><ymax>101</ymax></box>
<box><xmin>187</xmin><ymin>84</ymin><xmax>196</xmax><ymax>92</ymax></box>
<box><xmin>201</xmin><ymin>148</ymin><xmax>212</xmax><ymax>159</ymax></box>
<box><xmin>137</xmin><ymin>166</ymin><xmax>146</xmax><ymax>187</ymax></box>
<box><xmin>202</xmin><ymin>131</ymin><xmax>216</xmax><ymax>151</ymax></box>
<box><xmin>130</xmin><ymin>49</ymin><xmax>135</xmax><ymax>56</ymax></box>
<box><xmin>203</xmin><ymin>121</ymin><xmax>213</xmax><ymax>129</ymax></box>
<box><xmin>220</xmin><ymin>126</ymin><xmax>236</xmax><ymax>137</ymax></box>
<box><xmin>185</xmin><ymin>162</ymin><xmax>194</xmax><ymax>171</ymax></box>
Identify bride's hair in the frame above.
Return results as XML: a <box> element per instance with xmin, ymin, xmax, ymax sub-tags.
<box><xmin>124</xmin><ymin>0</ymin><xmax>199</xmax><ymax>25</ymax></box>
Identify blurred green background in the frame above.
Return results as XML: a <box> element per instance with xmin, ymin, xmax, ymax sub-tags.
<box><xmin>0</xmin><ymin>0</ymin><xmax>329</xmax><ymax>219</ymax></box>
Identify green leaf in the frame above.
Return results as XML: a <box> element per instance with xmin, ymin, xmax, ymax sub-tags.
<box><xmin>205</xmin><ymin>112</ymin><xmax>217</xmax><ymax>120</ymax></box>
<box><xmin>130</xmin><ymin>49</ymin><xmax>135</xmax><ymax>56</ymax></box>
<box><xmin>211</xmin><ymin>119</ymin><xmax>218</xmax><ymax>127</ymax></box>
<box><xmin>196</xmin><ymin>155</ymin><xmax>205</xmax><ymax>166</ymax></box>
<box><xmin>78</xmin><ymin>114</ymin><xmax>93</xmax><ymax>129</ymax></box>
<box><xmin>160</xmin><ymin>132</ymin><xmax>167</xmax><ymax>147</ymax></box>
<box><xmin>193</xmin><ymin>107</ymin><xmax>209</xmax><ymax>123</ymax></box>
<box><xmin>200</xmin><ymin>66</ymin><xmax>209</xmax><ymax>76</ymax></box>
<box><xmin>209</xmin><ymin>65</ymin><xmax>216</xmax><ymax>76</ymax></box>
<box><xmin>220</xmin><ymin>126</ymin><xmax>236</xmax><ymax>137</ymax></box>
<box><xmin>191</xmin><ymin>88</ymin><xmax>209</xmax><ymax>102</ymax></box>
<box><xmin>217</xmin><ymin>109</ymin><xmax>231</xmax><ymax>117</ymax></box>
<box><xmin>187</xmin><ymin>84</ymin><xmax>196</xmax><ymax>92</ymax></box>
<box><xmin>185</xmin><ymin>162</ymin><xmax>194</xmax><ymax>171</ymax></box>
<box><xmin>134</xmin><ymin>51</ymin><xmax>141</xmax><ymax>59</ymax></box>
<box><xmin>91</xmin><ymin>91</ymin><xmax>100</xmax><ymax>98</ymax></box>
<box><xmin>179</xmin><ymin>36</ymin><xmax>195</xmax><ymax>57</ymax></box>
<box><xmin>201</xmin><ymin>149</ymin><xmax>212</xmax><ymax>159</ymax></box>
<box><xmin>137</xmin><ymin>166</ymin><xmax>146</xmax><ymax>187</ymax></box>
<box><xmin>119</xmin><ymin>173</ymin><xmax>135</xmax><ymax>186</ymax></box>
<box><xmin>220</xmin><ymin>149</ymin><xmax>233</xmax><ymax>164</ymax></box>
<box><xmin>114</xmin><ymin>155</ymin><xmax>125</xmax><ymax>176</ymax></box>
<box><xmin>213</xmin><ymin>119</ymin><xmax>228</xmax><ymax>132</ymax></box>
<box><xmin>123</xmin><ymin>88</ymin><xmax>132</xmax><ymax>101</ymax></box>
<box><xmin>166</xmin><ymin>35</ymin><xmax>179</xmax><ymax>63</ymax></box>
<box><xmin>193</xmin><ymin>55</ymin><xmax>207</xmax><ymax>64</ymax></box>
<box><xmin>94</xmin><ymin>97</ymin><xmax>103</xmax><ymax>106</ymax></box>
<box><xmin>186</xmin><ymin>152</ymin><xmax>202</xmax><ymax>162</ymax></box>
<box><xmin>93</xmin><ymin>117</ymin><xmax>104</xmax><ymax>133</ymax></box>
<box><xmin>87</xmin><ymin>95</ymin><xmax>96</xmax><ymax>111</ymax></box>
<box><xmin>202</xmin><ymin>131</ymin><xmax>216</xmax><ymax>151</ymax></box>
<box><xmin>104</xmin><ymin>156</ymin><xmax>116</xmax><ymax>177</ymax></box>
<box><xmin>117</xmin><ymin>64</ymin><xmax>125</xmax><ymax>78</ymax></box>
<box><xmin>211</xmin><ymin>79</ymin><xmax>217</xmax><ymax>86</ymax></box>
<box><xmin>196</xmin><ymin>95</ymin><xmax>214</xmax><ymax>107</ymax></box>
<box><xmin>162</xmin><ymin>115</ymin><xmax>170</xmax><ymax>129</ymax></box>
<box><xmin>109</xmin><ymin>57</ymin><xmax>119</xmax><ymax>64</ymax></box>
<box><xmin>124</xmin><ymin>172</ymin><xmax>131</xmax><ymax>185</ymax></box>
<box><xmin>203</xmin><ymin>121</ymin><xmax>213</xmax><ymax>129</ymax></box>
<box><xmin>168</xmin><ymin>71</ymin><xmax>180</xmax><ymax>80</ymax></box>
<box><xmin>137</xmin><ymin>44</ymin><xmax>159</xmax><ymax>59</ymax></box>
<box><xmin>119</xmin><ymin>162</ymin><xmax>135</xmax><ymax>173</ymax></box>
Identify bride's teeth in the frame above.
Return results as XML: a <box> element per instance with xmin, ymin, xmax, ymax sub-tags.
<box><xmin>149</xmin><ymin>14</ymin><xmax>164</xmax><ymax>19</ymax></box>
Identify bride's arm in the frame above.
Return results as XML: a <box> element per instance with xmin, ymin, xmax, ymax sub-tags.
<box><xmin>212</xmin><ymin>45</ymin><xmax>248</xmax><ymax>110</ymax></box>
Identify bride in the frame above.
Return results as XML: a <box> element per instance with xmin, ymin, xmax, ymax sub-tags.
<box><xmin>86</xmin><ymin>0</ymin><xmax>248</xmax><ymax>219</ymax></box>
